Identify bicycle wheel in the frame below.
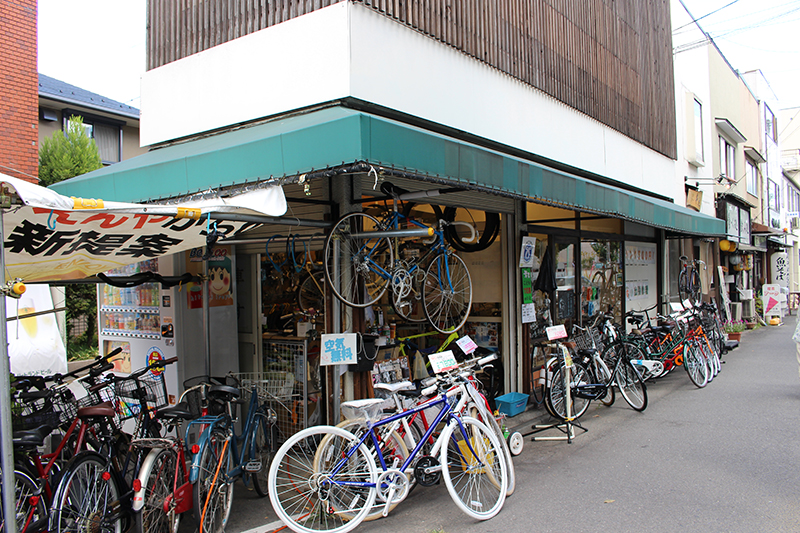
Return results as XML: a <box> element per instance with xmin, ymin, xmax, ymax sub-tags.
<box><xmin>192</xmin><ymin>430</ymin><xmax>233</xmax><ymax>533</ymax></box>
<box><xmin>6</xmin><ymin>468</ymin><xmax>47</xmax><ymax>533</ymax></box>
<box><xmin>440</xmin><ymin>416</ymin><xmax>507</xmax><ymax>520</ymax></box>
<box><xmin>594</xmin><ymin>356</ymin><xmax>616</xmax><ymax>407</ymax></box>
<box><xmin>678</xmin><ymin>269</ymin><xmax>690</xmax><ymax>304</ymax></box>
<box><xmin>683</xmin><ymin>341</ymin><xmax>709</xmax><ymax>388</ymax></box>
<box><xmin>297</xmin><ymin>270</ymin><xmax>326</xmax><ymax>315</ymax></box>
<box><xmin>422</xmin><ymin>252</ymin><xmax>472</xmax><ymax>334</ymax></box>
<box><xmin>135</xmin><ymin>448</ymin><xmax>181</xmax><ymax>533</ymax></box>
<box><xmin>324</xmin><ymin>213</ymin><xmax>393</xmax><ymax>308</ymax></box>
<box><xmin>614</xmin><ymin>360</ymin><xmax>648</xmax><ymax>411</ymax></box>
<box><xmin>250</xmin><ymin>415</ymin><xmax>275</xmax><ymax>498</ymax></box>
<box><xmin>547</xmin><ymin>362</ymin><xmax>591</xmax><ymax>421</ymax></box>
<box><xmin>529</xmin><ymin>347</ymin><xmax>547</xmax><ymax>406</ymax></box>
<box><xmin>468</xmin><ymin>401</ymin><xmax>516</xmax><ymax>497</ymax></box>
<box><xmin>690</xmin><ymin>268</ymin><xmax>702</xmax><ymax>305</ymax></box>
<box><xmin>316</xmin><ymin>418</ymin><xmax>408</xmax><ymax>521</ymax></box>
<box><xmin>268</xmin><ymin>425</ymin><xmax>377</xmax><ymax>533</ymax></box>
<box><xmin>51</xmin><ymin>451</ymin><xmax>123</xmax><ymax>533</ymax></box>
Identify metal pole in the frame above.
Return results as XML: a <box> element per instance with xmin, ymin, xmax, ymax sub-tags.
<box><xmin>204</xmin><ymin>259</ymin><xmax>211</xmax><ymax>377</ymax></box>
<box><xmin>0</xmin><ymin>209</ymin><xmax>18</xmax><ymax>533</ymax></box>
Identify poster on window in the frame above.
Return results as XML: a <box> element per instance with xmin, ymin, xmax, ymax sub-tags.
<box><xmin>185</xmin><ymin>245</ymin><xmax>233</xmax><ymax>308</ymax></box>
<box><xmin>625</xmin><ymin>242</ymin><xmax>657</xmax><ymax>312</ymax></box>
<box><xmin>5</xmin><ymin>284</ymin><xmax>67</xmax><ymax>375</ymax></box>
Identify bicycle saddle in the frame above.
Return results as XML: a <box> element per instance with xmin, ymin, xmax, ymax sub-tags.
<box><xmin>13</xmin><ymin>424</ymin><xmax>54</xmax><ymax>448</ymax></box>
<box><xmin>208</xmin><ymin>384</ymin><xmax>241</xmax><ymax>401</ymax></box>
<box><xmin>77</xmin><ymin>401</ymin><xmax>116</xmax><ymax>419</ymax></box>
<box><xmin>156</xmin><ymin>401</ymin><xmax>195</xmax><ymax>421</ymax></box>
<box><xmin>379</xmin><ymin>181</ymin><xmax>409</xmax><ymax>197</ymax></box>
<box><xmin>373</xmin><ymin>381</ymin><xmax>414</xmax><ymax>394</ymax></box>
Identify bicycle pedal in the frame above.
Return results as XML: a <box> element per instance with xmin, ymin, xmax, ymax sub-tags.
<box><xmin>244</xmin><ymin>460</ymin><xmax>262</xmax><ymax>473</ymax></box>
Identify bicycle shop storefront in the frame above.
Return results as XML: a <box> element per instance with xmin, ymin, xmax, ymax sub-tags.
<box><xmin>51</xmin><ymin>105</ymin><xmax>726</xmax><ymax>431</ymax></box>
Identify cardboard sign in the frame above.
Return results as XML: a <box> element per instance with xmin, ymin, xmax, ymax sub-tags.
<box><xmin>320</xmin><ymin>333</ymin><xmax>357</xmax><ymax>366</ymax></box>
<box><xmin>546</xmin><ymin>324</ymin><xmax>568</xmax><ymax>340</ymax></box>
<box><xmin>429</xmin><ymin>350</ymin><xmax>459</xmax><ymax>373</ymax></box>
<box><xmin>455</xmin><ymin>335</ymin><xmax>478</xmax><ymax>355</ymax></box>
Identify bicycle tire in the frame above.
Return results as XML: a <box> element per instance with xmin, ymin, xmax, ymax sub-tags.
<box><xmin>390</xmin><ymin>242</ymin><xmax>427</xmax><ymax>323</ymax></box>
<box><xmin>440</xmin><ymin>416</ymin><xmax>507</xmax><ymax>520</ymax></box>
<box><xmin>690</xmin><ymin>268</ymin><xmax>702</xmax><ymax>305</ymax></box>
<box><xmin>250</xmin><ymin>414</ymin><xmax>275</xmax><ymax>498</ymax></box>
<box><xmin>615</xmin><ymin>360</ymin><xmax>648</xmax><ymax>411</ymax></box>
<box><xmin>594</xmin><ymin>355</ymin><xmax>616</xmax><ymax>407</ymax></box>
<box><xmin>316</xmin><ymin>418</ymin><xmax>408</xmax><ymax>521</ymax></box>
<box><xmin>50</xmin><ymin>451</ymin><xmax>123</xmax><ymax>533</ymax></box>
<box><xmin>441</xmin><ymin>207</ymin><xmax>500</xmax><ymax>253</ymax></box>
<box><xmin>547</xmin><ymin>362</ymin><xmax>591</xmax><ymax>421</ymax></box>
<box><xmin>192</xmin><ymin>429</ymin><xmax>233</xmax><ymax>533</ymax></box>
<box><xmin>422</xmin><ymin>252</ymin><xmax>472</xmax><ymax>334</ymax></box>
<box><xmin>7</xmin><ymin>467</ymin><xmax>47</xmax><ymax>533</ymax></box>
<box><xmin>324</xmin><ymin>213</ymin><xmax>393</xmax><ymax>308</ymax></box>
<box><xmin>134</xmin><ymin>447</ymin><xmax>181</xmax><ymax>533</ymax></box>
<box><xmin>297</xmin><ymin>270</ymin><xmax>325</xmax><ymax>315</ymax></box>
<box><xmin>468</xmin><ymin>401</ymin><xmax>516</xmax><ymax>497</ymax></box>
<box><xmin>678</xmin><ymin>269</ymin><xmax>690</xmax><ymax>304</ymax></box>
<box><xmin>683</xmin><ymin>341</ymin><xmax>708</xmax><ymax>388</ymax></box>
<box><xmin>268</xmin><ymin>425</ymin><xmax>377</xmax><ymax>533</ymax></box>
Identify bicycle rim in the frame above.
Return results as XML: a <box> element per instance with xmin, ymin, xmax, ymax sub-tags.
<box><xmin>440</xmin><ymin>417</ymin><xmax>507</xmax><ymax>520</ymax></box>
<box><xmin>136</xmin><ymin>448</ymin><xmax>180</xmax><ymax>533</ymax></box>
<box><xmin>193</xmin><ymin>430</ymin><xmax>232</xmax><ymax>533</ymax></box>
<box><xmin>269</xmin><ymin>426</ymin><xmax>377</xmax><ymax>533</ymax></box>
<box><xmin>52</xmin><ymin>452</ymin><xmax>122</xmax><ymax>533</ymax></box>
<box><xmin>615</xmin><ymin>361</ymin><xmax>648</xmax><ymax>411</ymax></box>
<box><xmin>324</xmin><ymin>213</ymin><xmax>392</xmax><ymax>308</ymax></box>
<box><xmin>422</xmin><ymin>252</ymin><xmax>472</xmax><ymax>334</ymax></box>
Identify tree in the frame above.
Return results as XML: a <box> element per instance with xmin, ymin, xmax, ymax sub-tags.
<box><xmin>39</xmin><ymin>115</ymin><xmax>103</xmax><ymax>357</ymax></box>
<box><xmin>39</xmin><ymin>115</ymin><xmax>102</xmax><ymax>187</ymax></box>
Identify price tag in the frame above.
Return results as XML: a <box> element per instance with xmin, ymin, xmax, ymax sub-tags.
<box><xmin>429</xmin><ymin>350</ymin><xmax>459</xmax><ymax>373</ymax></box>
<box><xmin>455</xmin><ymin>335</ymin><xmax>478</xmax><ymax>355</ymax></box>
<box><xmin>546</xmin><ymin>324</ymin><xmax>567</xmax><ymax>340</ymax></box>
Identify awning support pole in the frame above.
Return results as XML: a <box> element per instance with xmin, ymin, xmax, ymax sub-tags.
<box><xmin>0</xmin><ymin>209</ymin><xmax>18</xmax><ymax>533</ymax></box>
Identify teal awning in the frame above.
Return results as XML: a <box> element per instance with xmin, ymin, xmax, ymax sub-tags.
<box><xmin>51</xmin><ymin>106</ymin><xmax>725</xmax><ymax>236</ymax></box>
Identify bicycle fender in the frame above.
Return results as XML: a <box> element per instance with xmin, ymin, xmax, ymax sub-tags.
<box><xmin>132</xmin><ymin>448</ymin><xmax>162</xmax><ymax>512</ymax></box>
<box><xmin>189</xmin><ymin>428</ymin><xmax>214</xmax><ymax>484</ymax></box>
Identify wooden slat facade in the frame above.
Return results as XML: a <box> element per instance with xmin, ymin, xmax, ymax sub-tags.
<box><xmin>147</xmin><ymin>0</ymin><xmax>676</xmax><ymax>159</ymax></box>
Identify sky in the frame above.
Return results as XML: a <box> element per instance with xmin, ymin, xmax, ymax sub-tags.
<box><xmin>37</xmin><ymin>0</ymin><xmax>800</xmax><ymax>111</ymax></box>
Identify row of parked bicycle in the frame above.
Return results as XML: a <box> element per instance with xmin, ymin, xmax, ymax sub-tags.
<box><xmin>529</xmin><ymin>300</ymin><xmax>727</xmax><ymax>424</ymax></box>
<box><xmin>4</xmin><ymin>350</ymin><xmax>280</xmax><ymax>533</ymax></box>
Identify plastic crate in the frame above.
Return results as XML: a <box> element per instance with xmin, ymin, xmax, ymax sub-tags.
<box><xmin>495</xmin><ymin>392</ymin><xmax>529</xmax><ymax>417</ymax></box>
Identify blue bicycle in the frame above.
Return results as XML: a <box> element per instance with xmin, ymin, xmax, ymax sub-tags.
<box><xmin>186</xmin><ymin>375</ymin><xmax>278</xmax><ymax>533</ymax></box>
<box><xmin>323</xmin><ymin>185</ymin><xmax>474</xmax><ymax>334</ymax></box>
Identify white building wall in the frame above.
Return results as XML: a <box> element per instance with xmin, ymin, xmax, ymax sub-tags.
<box><xmin>141</xmin><ymin>2</ymin><xmax>676</xmax><ymax>200</ymax></box>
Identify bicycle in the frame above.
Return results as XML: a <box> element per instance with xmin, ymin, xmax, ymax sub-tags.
<box><xmin>48</xmin><ymin>357</ymin><xmax>176</xmax><ymax>533</ymax></box>
<box><xmin>186</xmin><ymin>373</ymin><xmax>279</xmax><ymax>533</ymax></box>
<box><xmin>323</xmin><ymin>183</ymin><xmax>475</xmax><ymax>334</ymax></box>
<box><xmin>678</xmin><ymin>256</ymin><xmax>705</xmax><ymax>305</ymax></box>
<box><xmin>268</xmin><ymin>357</ymin><xmax>508</xmax><ymax>533</ymax></box>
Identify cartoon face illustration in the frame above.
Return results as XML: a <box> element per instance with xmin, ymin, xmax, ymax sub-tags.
<box><xmin>209</xmin><ymin>267</ymin><xmax>231</xmax><ymax>296</ymax></box>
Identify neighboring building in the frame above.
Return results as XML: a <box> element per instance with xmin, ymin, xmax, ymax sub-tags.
<box><xmin>780</xmin><ymin>106</ymin><xmax>800</xmax><ymax>304</ymax></box>
<box><xmin>0</xmin><ymin>0</ymin><xmax>38</xmax><ymax>183</ymax></box>
<box><xmin>38</xmin><ymin>74</ymin><xmax>146</xmax><ymax>165</ymax></box>
<box><xmin>54</xmin><ymin>1</ymin><xmax>725</xmax><ymax>415</ymax></box>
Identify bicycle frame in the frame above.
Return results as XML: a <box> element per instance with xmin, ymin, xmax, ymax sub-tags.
<box><xmin>187</xmin><ymin>384</ymin><xmax>268</xmax><ymax>485</ymax></box>
<box><xmin>322</xmin><ymin>382</ymin><xmax>483</xmax><ymax>496</ymax></box>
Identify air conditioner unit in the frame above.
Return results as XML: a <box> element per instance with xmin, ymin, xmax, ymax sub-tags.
<box><xmin>742</xmin><ymin>299</ymin><xmax>755</xmax><ymax>319</ymax></box>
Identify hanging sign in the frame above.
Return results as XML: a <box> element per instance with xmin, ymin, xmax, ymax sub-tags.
<box><xmin>320</xmin><ymin>333</ymin><xmax>357</xmax><ymax>366</ymax></box>
<box><xmin>519</xmin><ymin>236</ymin><xmax>537</xmax><ymax>268</ymax></box>
<box><xmin>771</xmin><ymin>252</ymin><xmax>789</xmax><ymax>287</ymax></box>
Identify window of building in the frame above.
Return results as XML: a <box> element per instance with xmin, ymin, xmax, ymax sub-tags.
<box><xmin>745</xmin><ymin>160</ymin><xmax>758</xmax><ymax>197</ymax></box>
<box><xmin>719</xmin><ymin>136</ymin><xmax>735</xmax><ymax>180</ymax></box>
<box><xmin>768</xmin><ymin>179</ymin><xmax>780</xmax><ymax>211</ymax></box>
<box><xmin>693</xmin><ymin>98</ymin><xmax>704</xmax><ymax>164</ymax></box>
<box><xmin>765</xmin><ymin>104</ymin><xmax>777</xmax><ymax>142</ymax></box>
<box><xmin>65</xmin><ymin>111</ymin><xmax>122</xmax><ymax>164</ymax></box>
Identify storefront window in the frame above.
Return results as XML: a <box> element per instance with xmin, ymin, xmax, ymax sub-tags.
<box><xmin>555</xmin><ymin>239</ymin><xmax>577</xmax><ymax>326</ymax></box>
<box><xmin>580</xmin><ymin>240</ymin><xmax>622</xmax><ymax>324</ymax></box>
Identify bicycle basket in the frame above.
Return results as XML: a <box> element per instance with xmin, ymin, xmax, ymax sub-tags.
<box><xmin>115</xmin><ymin>373</ymin><xmax>168</xmax><ymax>420</ymax></box>
<box><xmin>230</xmin><ymin>371</ymin><xmax>294</xmax><ymax>403</ymax></box>
<box><xmin>572</xmin><ymin>326</ymin><xmax>604</xmax><ymax>353</ymax></box>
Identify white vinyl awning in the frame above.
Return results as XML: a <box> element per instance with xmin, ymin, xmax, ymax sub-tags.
<box><xmin>0</xmin><ymin>175</ymin><xmax>286</xmax><ymax>282</ymax></box>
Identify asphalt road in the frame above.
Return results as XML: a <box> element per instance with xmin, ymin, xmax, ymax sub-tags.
<box><xmin>218</xmin><ymin>318</ymin><xmax>800</xmax><ymax>533</ymax></box>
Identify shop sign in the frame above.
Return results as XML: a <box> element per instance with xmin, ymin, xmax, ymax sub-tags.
<box><xmin>762</xmin><ymin>284</ymin><xmax>782</xmax><ymax>316</ymax></box>
<box><xmin>519</xmin><ymin>236</ymin><xmax>537</xmax><ymax>268</ymax></box>
<box><xmin>771</xmin><ymin>252</ymin><xmax>789</xmax><ymax>287</ymax></box>
<box><xmin>320</xmin><ymin>333</ymin><xmax>357</xmax><ymax>366</ymax></box>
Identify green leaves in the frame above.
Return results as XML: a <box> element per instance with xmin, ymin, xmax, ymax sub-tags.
<box><xmin>39</xmin><ymin>115</ymin><xmax>102</xmax><ymax>186</ymax></box>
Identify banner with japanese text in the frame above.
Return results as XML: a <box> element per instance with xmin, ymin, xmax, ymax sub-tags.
<box><xmin>0</xmin><ymin>175</ymin><xmax>286</xmax><ymax>282</ymax></box>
